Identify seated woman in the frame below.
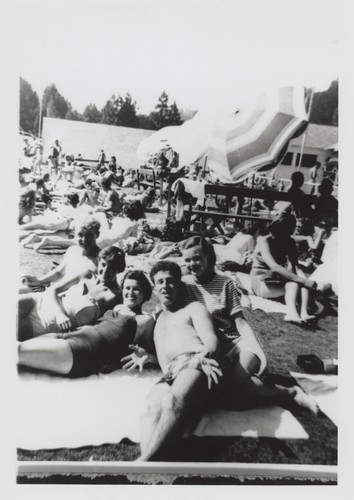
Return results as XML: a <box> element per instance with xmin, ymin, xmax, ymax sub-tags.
<box><xmin>18</xmin><ymin>246</ymin><xmax>126</xmax><ymax>341</ymax></box>
<box><xmin>250</xmin><ymin>213</ymin><xmax>317</xmax><ymax>324</ymax></box>
<box><xmin>94</xmin><ymin>177</ymin><xmax>121</xmax><ymax>218</ymax></box>
<box><xmin>78</xmin><ymin>179</ymin><xmax>101</xmax><ymax>209</ymax></box>
<box><xmin>180</xmin><ymin>236</ymin><xmax>267</xmax><ymax>376</ymax></box>
<box><xmin>180</xmin><ymin>237</ymin><xmax>317</xmax><ymax>412</ymax></box>
<box><xmin>292</xmin><ymin>217</ymin><xmax>326</xmax><ymax>270</ymax></box>
<box><xmin>21</xmin><ymin>216</ymin><xmax>101</xmax><ymax>293</ymax></box>
<box><xmin>314</xmin><ymin>178</ymin><xmax>338</xmax><ymax>235</ymax></box>
<box><xmin>17</xmin><ymin>270</ymin><xmax>156</xmax><ymax>378</ymax></box>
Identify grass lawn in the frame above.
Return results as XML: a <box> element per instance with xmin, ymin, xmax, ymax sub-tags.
<box><xmin>17</xmin><ymin>243</ymin><xmax>338</xmax><ymax>469</ymax></box>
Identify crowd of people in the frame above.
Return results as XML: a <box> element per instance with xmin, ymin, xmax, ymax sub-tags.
<box><xmin>18</xmin><ymin>142</ymin><xmax>338</xmax><ymax>461</ymax></box>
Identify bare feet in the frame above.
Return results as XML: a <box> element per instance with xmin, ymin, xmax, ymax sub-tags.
<box><xmin>300</xmin><ymin>313</ymin><xmax>316</xmax><ymax>322</ymax></box>
<box><xmin>284</xmin><ymin>314</ymin><xmax>303</xmax><ymax>324</ymax></box>
<box><xmin>33</xmin><ymin>238</ymin><xmax>48</xmax><ymax>252</ymax></box>
<box><xmin>21</xmin><ymin>233</ymin><xmax>40</xmax><ymax>248</ymax></box>
<box><xmin>292</xmin><ymin>386</ymin><xmax>319</xmax><ymax>414</ymax></box>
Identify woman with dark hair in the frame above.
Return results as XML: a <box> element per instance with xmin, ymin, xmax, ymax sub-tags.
<box><xmin>250</xmin><ymin>213</ymin><xmax>316</xmax><ymax>324</ymax></box>
<box><xmin>18</xmin><ymin>269</ymin><xmax>156</xmax><ymax>377</ymax></box>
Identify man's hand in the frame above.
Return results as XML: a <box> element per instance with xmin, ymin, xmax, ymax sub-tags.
<box><xmin>55</xmin><ymin>312</ymin><xmax>72</xmax><ymax>332</ymax></box>
<box><xmin>121</xmin><ymin>344</ymin><xmax>149</xmax><ymax>373</ymax></box>
<box><xmin>200</xmin><ymin>357</ymin><xmax>223</xmax><ymax>390</ymax></box>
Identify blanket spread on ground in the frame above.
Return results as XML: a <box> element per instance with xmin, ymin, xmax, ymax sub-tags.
<box><xmin>290</xmin><ymin>371</ymin><xmax>338</xmax><ymax>426</ymax></box>
<box><xmin>17</xmin><ymin>369</ymin><xmax>308</xmax><ymax>450</ymax></box>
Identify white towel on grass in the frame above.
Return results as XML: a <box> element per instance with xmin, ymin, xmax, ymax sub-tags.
<box><xmin>290</xmin><ymin>371</ymin><xmax>338</xmax><ymax>426</ymax></box>
<box><xmin>17</xmin><ymin>369</ymin><xmax>308</xmax><ymax>451</ymax></box>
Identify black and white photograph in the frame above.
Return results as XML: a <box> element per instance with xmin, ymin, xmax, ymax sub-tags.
<box><xmin>1</xmin><ymin>0</ymin><xmax>352</xmax><ymax>493</ymax></box>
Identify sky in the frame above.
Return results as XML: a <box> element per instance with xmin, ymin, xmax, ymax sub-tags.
<box><xmin>1</xmin><ymin>0</ymin><xmax>345</xmax><ymax>115</ymax></box>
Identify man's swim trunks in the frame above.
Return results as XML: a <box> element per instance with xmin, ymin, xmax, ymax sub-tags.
<box><xmin>159</xmin><ymin>352</ymin><xmax>204</xmax><ymax>385</ymax></box>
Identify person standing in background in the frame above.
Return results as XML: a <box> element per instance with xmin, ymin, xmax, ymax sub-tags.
<box><xmin>309</xmin><ymin>162</ymin><xmax>321</xmax><ymax>195</ymax></box>
<box><xmin>49</xmin><ymin>139</ymin><xmax>62</xmax><ymax>177</ymax></box>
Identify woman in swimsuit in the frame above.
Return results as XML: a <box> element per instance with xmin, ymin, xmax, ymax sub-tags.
<box><xmin>17</xmin><ymin>270</ymin><xmax>156</xmax><ymax>378</ymax></box>
<box><xmin>18</xmin><ymin>246</ymin><xmax>126</xmax><ymax>340</ymax></box>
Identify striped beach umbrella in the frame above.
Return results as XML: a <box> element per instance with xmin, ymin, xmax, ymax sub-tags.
<box><xmin>207</xmin><ymin>86</ymin><xmax>309</xmax><ymax>183</ymax></box>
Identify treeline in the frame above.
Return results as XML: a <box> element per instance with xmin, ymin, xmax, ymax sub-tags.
<box><xmin>309</xmin><ymin>80</ymin><xmax>338</xmax><ymax>127</ymax></box>
<box><xmin>20</xmin><ymin>77</ymin><xmax>338</xmax><ymax>137</ymax></box>
<box><xmin>20</xmin><ymin>77</ymin><xmax>197</xmax><ymax>136</ymax></box>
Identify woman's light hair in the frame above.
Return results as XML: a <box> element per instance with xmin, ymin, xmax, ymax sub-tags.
<box><xmin>74</xmin><ymin>216</ymin><xmax>101</xmax><ymax>236</ymax></box>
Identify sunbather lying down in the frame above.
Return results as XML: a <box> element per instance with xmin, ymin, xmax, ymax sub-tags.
<box><xmin>20</xmin><ymin>216</ymin><xmax>102</xmax><ymax>294</ymax></box>
<box><xmin>17</xmin><ymin>270</ymin><xmax>156</xmax><ymax>378</ymax></box>
<box><xmin>18</xmin><ymin>246</ymin><xmax>126</xmax><ymax>341</ymax></box>
<box><xmin>19</xmin><ymin>193</ymin><xmax>82</xmax><ymax>240</ymax></box>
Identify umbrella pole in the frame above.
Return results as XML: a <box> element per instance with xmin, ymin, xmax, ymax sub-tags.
<box><xmin>298</xmin><ymin>87</ymin><xmax>315</xmax><ymax>170</ymax></box>
<box><xmin>201</xmin><ymin>154</ymin><xmax>208</xmax><ymax>179</ymax></box>
<box><xmin>249</xmin><ymin>174</ymin><xmax>255</xmax><ymax>216</ymax></box>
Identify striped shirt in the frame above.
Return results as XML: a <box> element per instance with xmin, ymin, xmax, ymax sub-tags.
<box><xmin>182</xmin><ymin>273</ymin><xmax>243</xmax><ymax>341</ymax></box>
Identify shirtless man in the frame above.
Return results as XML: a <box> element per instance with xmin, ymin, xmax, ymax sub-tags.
<box><xmin>21</xmin><ymin>216</ymin><xmax>101</xmax><ymax>293</ymax></box>
<box><xmin>139</xmin><ymin>261</ymin><xmax>222</xmax><ymax>461</ymax></box>
<box><xmin>18</xmin><ymin>246</ymin><xmax>126</xmax><ymax>340</ymax></box>
<box><xmin>94</xmin><ymin>178</ymin><xmax>121</xmax><ymax>217</ymax></box>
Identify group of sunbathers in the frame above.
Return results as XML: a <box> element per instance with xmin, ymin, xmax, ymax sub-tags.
<box><xmin>18</xmin><ymin>219</ymin><xmax>321</xmax><ymax>460</ymax></box>
<box><xmin>18</xmin><ymin>152</ymin><xmax>338</xmax><ymax>460</ymax></box>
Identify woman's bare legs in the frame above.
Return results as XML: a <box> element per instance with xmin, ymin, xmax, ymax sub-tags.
<box><xmin>300</xmin><ymin>287</ymin><xmax>316</xmax><ymax>322</ymax></box>
<box><xmin>18</xmin><ymin>334</ymin><xmax>73</xmax><ymax>375</ymax></box>
<box><xmin>33</xmin><ymin>236</ymin><xmax>76</xmax><ymax>252</ymax></box>
<box><xmin>284</xmin><ymin>281</ymin><xmax>303</xmax><ymax>323</ymax></box>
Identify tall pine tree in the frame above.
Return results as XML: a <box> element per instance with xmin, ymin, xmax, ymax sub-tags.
<box><xmin>149</xmin><ymin>92</ymin><xmax>183</xmax><ymax>129</ymax></box>
<box><xmin>310</xmin><ymin>80</ymin><xmax>338</xmax><ymax>126</ymax></box>
<box><xmin>83</xmin><ymin>103</ymin><xmax>102</xmax><ymax>123</ymax></box>
<box><xmin>42</xmin><ymin>84</ymin><xmax>70</xmax><ymax>119</ymax></box>
<box><xmin>19</xmin><ymin>77</ymin><xmax>39</xmax><ymax>134</ymax></box>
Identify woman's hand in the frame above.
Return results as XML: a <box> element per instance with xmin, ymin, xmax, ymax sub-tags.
<box><xmin>304</xmin><ymin>278</ymin><xmax>317</xmax><ymax>290</ymax></box>
<box><xmin>121</xmin><ymin>344</ymin><xmax>150</xmax><ymax>373</ymax></box>
<box><xmin>55</xmin><ymin>312</ymin><xmax>72</xmax><ymax>332</ymax></box>
<box><xmin>199</xmin><ymin>356</ymin><xmax>223</xmax><ymax>390</ymax></box>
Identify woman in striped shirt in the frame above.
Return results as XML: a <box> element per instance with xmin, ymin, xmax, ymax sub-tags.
<box><xmin>180</xmin><ymin>237</ymin><xmax>318</xmax><ymax>414</ymax></box>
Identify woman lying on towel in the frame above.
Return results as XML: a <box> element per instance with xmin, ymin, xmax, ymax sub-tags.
<box><xmin>18</xmin><ymin>270</ymin><xmax>156</xmax><ymax>378</ymax></box>
<box><xmin>18</xmin><ymin>246</ymin><xmax>126</xmax><ymax>341</ymax></box>
<box><xmin>250</xmin><ymin>213</ymin><xmax>317</xmax><ymax>324</ymax></box>
<box><xmin>19</xmin><ymin>193</ymin><xmax>81</xmax><ymax>244</ymax></box>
